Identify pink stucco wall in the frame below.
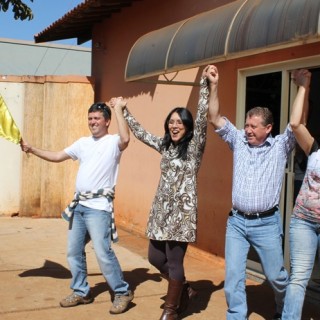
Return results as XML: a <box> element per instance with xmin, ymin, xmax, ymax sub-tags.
<box><xmin>89</xmin><ymin>0</ymin><xmax>320</xmax><ymax>259</ymax></box>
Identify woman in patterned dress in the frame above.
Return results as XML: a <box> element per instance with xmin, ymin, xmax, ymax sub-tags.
<box><xmin>110</xmin><ymin>66</ymin><xmax>210</xmax><ymax>320</ymax></box>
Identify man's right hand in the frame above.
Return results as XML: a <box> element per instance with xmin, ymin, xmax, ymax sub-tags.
<box><xmin>20</xmin><ymin>139</ymin><xmax>32</xmax><ymax>153</ymax></box>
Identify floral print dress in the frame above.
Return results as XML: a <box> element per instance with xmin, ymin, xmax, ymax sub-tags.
<box><xmin>293</xmin><ymin>139</ymin><xmax>320</xmax><ymax>223</ymax></box>
<box><xmin>123</xmin><ymin>77</ymin><xmax>209</xmax><ymax>242</ymax></box>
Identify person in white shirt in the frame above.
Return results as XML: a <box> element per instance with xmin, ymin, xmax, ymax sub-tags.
<box><xmin>20</xmin><ymin>100</ymin><xmax>133</xmax><ymax>315</ymax></box>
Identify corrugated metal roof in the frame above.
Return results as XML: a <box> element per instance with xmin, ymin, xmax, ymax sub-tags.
<box><xmin>34</xmin><ymin>0</ymin><xmax>140</xmax><ymax>45</ymax></box>
<box><xmin>125</xmin><ymin>0</ymin><xmax>320</xmax><ymax>81</ymax></box>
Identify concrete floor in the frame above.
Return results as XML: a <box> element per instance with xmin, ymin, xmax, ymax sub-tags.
<box><xmin>0</xmin><ymin>216</ymin><xmax>319</xmax><ymax>319</ymax></box>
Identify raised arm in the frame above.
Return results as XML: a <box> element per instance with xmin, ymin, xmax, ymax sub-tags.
<box><xmin>20</xmin><ymin>139</ymin><xmax>71</xmax><ymax>162</ymax></box>
<box><xmin>109</xmin><ymin>97</ymin><xmax>130</xmax><ymax>151</ymax></box>
<box><xmin>191</xmin><ymin>67</ymin><xmax>210</xmax><ymax>151</ymax></box>
<box><xmin>290</xmin><ymin>69</ymin><xmax>313</xmax><ymax>155</ymax></box>
<box><xmin>204</xmin><ymin>65</ymin><xmax>226</xmax><ymax>129</ymax></box>
<box><xmin>116</xmin><ymin>101</ymin><xmax>162</xmax><ymax>153</ymax></box>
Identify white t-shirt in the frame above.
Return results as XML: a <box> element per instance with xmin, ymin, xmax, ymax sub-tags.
<box><xmin>64</xmin><ymin>134</ymin><xmax>121</xmax><ymax>211</ymax></box>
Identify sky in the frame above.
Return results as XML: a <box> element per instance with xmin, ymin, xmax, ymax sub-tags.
<box><xmin>0</xmin><ymin>0</ymin><xmax>91</xmax><ymax>47</ymax></box>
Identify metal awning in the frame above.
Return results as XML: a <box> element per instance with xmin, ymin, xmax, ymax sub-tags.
<box><xmin>125</xmin><ymin>0</ymin><xmax>320</xmax><ymax>82</ymax></box>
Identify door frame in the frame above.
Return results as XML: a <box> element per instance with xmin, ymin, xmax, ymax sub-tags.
<box><xmin>236</xmin><ymin>56</ymin><xmax>320</xmax><ymax>276</ymax></box>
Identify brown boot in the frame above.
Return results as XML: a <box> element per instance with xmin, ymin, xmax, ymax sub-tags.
<box><xmin>159</xmin><ymin>278</ymin><xmax>184</xmax><ymax>320</ymax></box>
<box><xmin>177</xmin><ymin>282</ymin><xmax>198</xmax><ymax>314</ymax></box>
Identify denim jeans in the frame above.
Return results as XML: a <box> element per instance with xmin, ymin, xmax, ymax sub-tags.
<box><xmin>225</xmin><ymin>209</ymin><xmax>288</xmax><ymax>320</ymax></box>
<box><xmin>282</xmin><ymin>217</ymin><xmax>320</xmax><ymax>320</ymax></box>
<box><xmin>67</xmin><ymin>204</ymin><xmax>129</xmax><ymax>297</ymax></box>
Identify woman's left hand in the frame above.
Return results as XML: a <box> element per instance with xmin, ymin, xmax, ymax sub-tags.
<box><xmin>109</xmin><ymin>97</ymin><xmax>127</xmax><ymax>110</ymax></box>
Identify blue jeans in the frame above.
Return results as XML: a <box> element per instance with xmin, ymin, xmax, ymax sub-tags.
<box><xmin>67</xmin><ymin>204</ymin><xmax>129</xmax><ymax>297</ymax></box>
<box><xmin>282</xmin><ymin>217</ymin><xmax>320</xmax><ymax>320</ymax></box>
<box><xmin>225</xmin><ymin>209</ymin><xmax>288</xmax><ymax>320</ymax></box>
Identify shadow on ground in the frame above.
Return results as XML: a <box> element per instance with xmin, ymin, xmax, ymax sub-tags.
<box><xmin>19</xmin><ymin>260</ymin><xmax>71</xmax><ymax>279</ymax></box>
<box><xmin>180</xmin><ymin>279</ymin><xmax>224</xmax><ymax>318</ymax></box>
<box><xmin>18</xmin><ymin>261</ymin><xmax>224</xmax><ymax>317</ymax></box>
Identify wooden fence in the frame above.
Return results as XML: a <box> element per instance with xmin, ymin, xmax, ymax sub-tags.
<box><xmin>0</xmin><ymin>75</ymin><xmax>94</xmax><ymax>217</ymax></box>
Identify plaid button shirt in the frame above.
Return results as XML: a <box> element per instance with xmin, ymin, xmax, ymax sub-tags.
<box><xmin>216</xmin><ymin>118</ymin><xmax>296</xmax><ymax>213</ymax></box>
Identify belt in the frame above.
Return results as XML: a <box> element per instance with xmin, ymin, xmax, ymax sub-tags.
<box><xmin>230</xmin><ymin>206</ymin><xmax>278</xmax><ymax>219</ymax></box>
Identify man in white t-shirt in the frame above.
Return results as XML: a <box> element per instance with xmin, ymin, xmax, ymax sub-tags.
<box><xmin>20</xmin><ymin>98</ymin><xmax>133</xmax><ymax>314</ymax></box>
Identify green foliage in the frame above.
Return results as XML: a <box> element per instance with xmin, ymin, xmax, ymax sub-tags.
<box><xmin>0</xmin><ymin>0</ymin><xmax>34</xmax><ymax>21</ymax></box>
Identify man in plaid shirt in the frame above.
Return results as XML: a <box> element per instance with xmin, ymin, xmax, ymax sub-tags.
<box><xmin>205</xmin><ymin>65</ymin><xmax>296</xmax><ymax>320</ymax></box>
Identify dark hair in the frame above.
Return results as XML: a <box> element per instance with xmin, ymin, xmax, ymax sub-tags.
<box><xmin>246</xmin><ymin>106</ymin><xmax>273</xmax><ymax>126</ymax></box>
<box><xmin>162</xmin><ymin>107</ymin><xmax>194</xmax><ymax>160</ymax></box>
<box><xmin>88</xmin><ymin>102</ymin><xmax>111</xmax><ymax>120</ymax></box>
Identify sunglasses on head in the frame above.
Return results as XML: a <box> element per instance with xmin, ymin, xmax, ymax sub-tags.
<box><xmin>95</xmin><ymin>103</ymin><xmax>111</xmax><ymax>117</ymax></box>
<box><xmin>96</xmin><ymin>103</ymin><xmax>108</xmax><ymax>110</ymax></box>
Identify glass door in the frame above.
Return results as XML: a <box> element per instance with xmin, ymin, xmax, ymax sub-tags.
<box><xmin>243</xmin><ymin>70</ymin><xmax>284</xmax><ymax>275</ymax></box>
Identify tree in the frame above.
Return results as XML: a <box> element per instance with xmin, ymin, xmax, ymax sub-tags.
<box><xmin>0</xmin><ymin>0</ymin><xmax>33</xmax><ymax>21</ymax></box>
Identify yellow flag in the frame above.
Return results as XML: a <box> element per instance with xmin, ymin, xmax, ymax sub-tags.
<box><xmin>0</xmin><ymin>94</ymin><xmax>21</xmax><ymax>144</ymax></box>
